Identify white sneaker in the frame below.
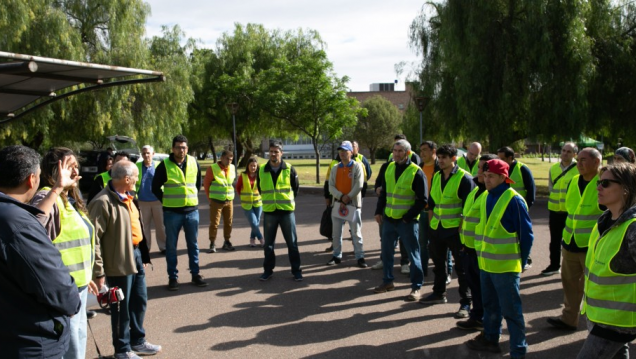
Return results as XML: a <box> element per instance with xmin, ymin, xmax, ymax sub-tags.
<box><xmin>446</xmin><ymin>274</ymin><xmax>452</xmax><ymax>285</ymax></box>
<box><xmin>401</xmin><ymin>264</ymin><xmax>410</xmax><ymax>274</ymax></box>
<box><xmin>371</xmin><ymin>261</ymin><xmax>384</xmax><ymax>270</ymax></box>
<box><xmin>131</xmin><ymin>341</ymin><xmax>162</xmax><ymax>355</ymax></box>
<box><xmin>114</xmin><ymin>352</ymin><xmax>141</xmax><ymax>359</ymax></box>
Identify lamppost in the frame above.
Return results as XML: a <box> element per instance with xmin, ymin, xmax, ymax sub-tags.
<box><xmin>227</xmin><ymin>102</ymin><xmax>239</xmax><ymax>173</ymax></box>
<box><xmin>415</xmin><ymin>96</ymin><xmax>430</xmax><ymax>144</ymax></box>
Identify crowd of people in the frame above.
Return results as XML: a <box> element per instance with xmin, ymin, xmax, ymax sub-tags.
<box><xmin>1</xmin><ymin>135</ymin><xmax>636</xmax><ymax>358</ymax></box>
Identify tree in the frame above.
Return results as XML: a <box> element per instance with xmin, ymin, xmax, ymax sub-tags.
<box><xmin>354</xmin><ymin>96</ymin><xmax>402</xmax><ymax>164</ymax></box>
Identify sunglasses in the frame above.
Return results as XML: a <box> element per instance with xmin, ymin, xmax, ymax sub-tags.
<box><xmin>597</xmin><ymin>179</ymin><xmax>621</xmax><ymax>188</ymax></box>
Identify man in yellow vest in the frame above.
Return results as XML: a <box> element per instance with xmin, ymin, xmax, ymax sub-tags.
<box><xmin>457</xmin><ymin>142</ymin><xmax>482</xmax><ymax>177</ymax></box>
<box><xmin>136</xmin><ymin>145</ymin><xmax>166</xmax><ymax>254</ymax></box>
<box><xmin>373</xmin><ymin>139</ymin><xmax>427</xmax><ymax>301</ymax></box>
<box><xmin>547</xmin><ymin>147</ymin><xmax>604</xmax><ymax>331</ymax></box>
<box><xmin>87</xmin><ymin>151</ymin><xmax>130</xmax><ymax>203</ymax></box>
<box><xmin>421</xmin><ymin>145</ymin><xmax>474</xmax><ymax>319</ymax></box>
<box><xmin>542</xmin><ymin>142</ymin><xmax>578</xmax><ymax>276</ymax></box>
<box><xmin>256</xmin><ymin>141</ymin><xmax>303</xmax><ymax>281</ymax></box>
<box><xmin>466</xmin><ymin>159</ymin><xmax>533</xmax><ymax>358</ymax></box>
<box><xmin>203</xmin><ymin>150</ymin><xmax>236</xmax><ymax>253</ymax></box>
<box><xmin>151</xmin><ymin>135</ymin><xmax>207</xmax><ymax>291</ymax></box>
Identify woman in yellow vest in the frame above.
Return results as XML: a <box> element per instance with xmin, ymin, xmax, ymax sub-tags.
<box><xmin>31</xmin><ymin>148</ymin><xmax>96</xmax><ymax>359</ymax></box>
<box><xmin>236</xmin><ymin>156</ymin><xmax>263</xmax><ymax>247</ymax></box>
<box><xmin>579</xmin><ymin>162</ymin><xmax>636</xmax><ymax>358</ymax></box>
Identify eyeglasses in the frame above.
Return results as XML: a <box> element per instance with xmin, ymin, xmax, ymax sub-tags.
<box><xmin>597</xmin><ymin>179</ymin><xmax>621</xmax><ymax>188</ymax></box>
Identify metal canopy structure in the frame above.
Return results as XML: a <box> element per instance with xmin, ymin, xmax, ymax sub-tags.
<box><xmin>0</xmin><ymin>51</ymin><xmax>165</xmax><ymax>124</ymax></box>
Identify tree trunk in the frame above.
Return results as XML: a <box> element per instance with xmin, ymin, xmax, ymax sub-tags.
<box><xmin>208</xmin><ymin>136</ymin><xmax>217</xmax><ymax>162</ymax></box>
<box><xmin>369</xmin><ymin>146</ymin><xmax>377</xmax><ymax>164</ymax></box>
<box><xmin>313</xmin><ymin>139</ymin><xmax>321</xmax><ymax>184</ymax></box>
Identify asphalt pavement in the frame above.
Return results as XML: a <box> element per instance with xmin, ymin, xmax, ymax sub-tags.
<box><xmin>85</xmin><ymin>188</ymin><xmax>635</xmax><ymax>358</ymax></box>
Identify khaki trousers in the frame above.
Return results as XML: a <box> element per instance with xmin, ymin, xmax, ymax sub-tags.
<box><xmin>139</xmin><ymin>200</ymin><xmax>166</xmax><ymax>251</ymax></box>
<box><xmin>560</xmin><ymin>249</ymin><xmax>586</xmax><ymax>327</ymax></box>
<box><xmin>209</xmin><ymin>200</ymin><xmax>233</xmax><ymax>244</ymax></box>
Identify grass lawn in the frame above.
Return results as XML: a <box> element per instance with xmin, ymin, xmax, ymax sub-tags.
<box><xmin>198</xmin><ymin>155</ymin><xmax>592</xmax><ymax>198</ymax></box>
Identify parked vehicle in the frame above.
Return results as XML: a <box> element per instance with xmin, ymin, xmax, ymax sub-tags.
<box><xmin>79</xmin><ymin>135</ymin><xmax>140</xmax><ymax>191</ymax></box>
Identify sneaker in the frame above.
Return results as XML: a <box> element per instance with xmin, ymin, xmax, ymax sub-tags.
<box><xmin>325</xmin><ymin>245</ymin><xmax>333</xmax><ymax>252</ymax></box>
<box><xmin>207</xmin><ymin>244</ymin><xmax>217</xmax><ymax>253</ymax></box>
<box><xmin>250</xmin><ymin>238</ymin><xmax>256</xmax><ymax>247</ymax></box>
<box><xmin>446</xmin><ymin>274</ymin><xmax>452</xmax><ymax>285</ymax></box>
<box><xmin>191</xmin><ymin>274</ymin><xmax>208</xmax><ymax>287</ymax></box>
<box><xmin>131</xmin><ymin>341</ymin><xmax>162</xmax><ymax>355</ymax></box>
<box><xmin>258</xmin><ymin>238</ymin><xmax>264</xmax><ymax>247</ymax></box>
<box><xmin>222</xmin><ymin>241</ymin><xmax>235</xmax><ymax>251</ymax></box>
<box><xmin>455</xmin><ymin>305</ymin><xmax>470</xmax><ymax>318</ymax></box>
<box><xmin>456</xmin><ymin>318</ymin><xmax>484</xmax><ymax>331</ymax></box>
<box><xmin>371</xmin><ymin>261</ymin><xmax>384</xmax><ymax>270</ymax></box>
<box><xmin>466</xmin><ymin>333</ymin><xmax>502</xmax><ymax>353</ymax></box>
<box><xmin>523</xmin><ymin>262</ymin><xmax>532</xmax><ymax>271</ymax></box>
<box><xmin>293</xmin><ymin>272</ymin><xmax>303</xmax><ymax>282</ymax></box>
<box><xmin>541</xmin><ymin>266</ymin><xmax>561</xmax><ymax>276</ymax></box>
<box><xmin>420</xmin><ymin>293</ymin><xmax>448</xmax><ymax>305</ymax></box>
<box><xmin>86</xmin><ymin>310</ymin><xmax>97</xmax><ymax>319</ymax></box>
<box><xmin>114</xmin><ymin>352</ymin><xmax>142</xmax><ymax>359</ymax></box>
<box><xmin>406</xmin><ymin>289</ymin><xmax>421</xmax><ymax>302</ymax></box>
<box><xmin>167</xmin><ymin>278</ymin><xmax>179</xmax><ymax>291</ymax></box>
<box><xmin>401</xmin><ymin>264</ymin><xmax>410</xmax><ymax>274</ymax></box>
<box><xmin>259</xmin><ymin>272</ymin><xmax>273</xmax><ymax>281</ymax></box>
<box><xmin>357</xmin><ymin>258</ymin><xmax>369</xmax><ymax>268</ymax></box>
<box><xmin>547</xmin><ymin>317</ymin><xmax>577</xmax><ymax>331</ymax></box>
<box><xmin>374</xmin><ymin>282</ymin><xmax>395</xmax><ymax>293</ymax></box>
<box><xmin>326</xmin><ymin>256</ymin><xmax>341</xmax><ymax>265</ymax></box>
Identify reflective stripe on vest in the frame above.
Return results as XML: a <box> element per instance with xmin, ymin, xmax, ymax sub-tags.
<box><xmin>583</xmin><ymin>219</ymin><xmax>636</xmax><ymax>327</ymax></box>
<box><xmin>476</xmin><ymin>188</ymin><xmax>523</xmax><ymax>273</ymax></box>
<box><xmin>548</xmin><ymin>162</ymin><xmax>578</xmax><ymax>212</ymax></box>
<box><xmin>457</xmin><ymin>155</ymin><xmax>478</xmax><ymax>177</ymax></box>
<box><xmin>240</xmin><ymin>173</ymin><xmax>262</xmax><ymax>210</ymax></box>
<box><xmin>136</xmin><ymin>161</ymin><xmax>159</xmax><ymax>192</ymax></box>
<box><xmin>42</xmin><ymin>187</ymin><xmax>94</xmax><ymax>288</ymax></box>
<box><xmin>509</xmin><ymin>162</ymin><xmax>527</xmax><ymax>199</ymax></box>
<box><xmin>162</xmin><ymin>156</ymin><xmax>199</xmax><ymax>207</ymax></box>
<box><xmin>208</xmin><ymin>163</ymin><xmax>236</xmax><ymax>201</ymax></box>
<box><xmin>562</xmin><ymin>174</ymin><xmax>603</xmax><ymax>248</ymax></box>
<box><xmin>461</xmin><ymin>187</ymin><xmax>485</xmax><ymax>249</ymax></box>
<box><xmin>430</xmin><ymin>168</ymin><xmax>467</xmax><ymax>229</ymax></box>
<box><xmin>259</xmin><ymin>164</ymin><xmax>295</xmax><ymax>212</ymax></box>
<box><xmin>384</xmin><ymin>162</ymin><xmax>420</xmax><ymax>220</ymax></box>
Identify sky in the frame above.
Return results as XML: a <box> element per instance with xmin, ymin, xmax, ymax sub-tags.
<box><xmin>144</xmin><ymin>0</ymin><xmax>423</xmax><ymax>92</ymax></box>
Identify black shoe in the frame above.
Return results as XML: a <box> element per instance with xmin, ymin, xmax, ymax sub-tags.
<box><xmin>293</xmin><ymin>272</ymin><xmax>303</xmax><ymax>282</ymax></box>
<box><xmin>325</xmin><ymin>245</ymin><xmax>333</xmax><ymax>252</ymax></box>
<box><xmin>159</xmin><ymin>249</ymin><xmax>166</xmax><ymax>255</ymax></box>
<box><xmin>466</xmin><ymin>333</ymin><xmax>502</xmax><ymax>353</ymax></box>
<box><xmin>420</xmin><ymin>293</ymin><xmax>448</xmax><ymax>305</ymax></box>
<box><xmin>326</xmin><ymin>256</ymin><xmax>341</xmax><ymax>265</ymax></box>
<box><xmin>86</xmin><ymin>310</ymin><xmax>97</xmax><ymax>319</ymax></box>
<box><xmin>357</xmin><ymin>258</ymin><xmax>368</xmax><ymax>268</ymax></box>
<box><xmin>547</xmin><ymin>317</ymin><xmax>577</xmax><ymax>331</ymax></box>
<box><xmin>456</xmin><ymin>318</ymin><xmax>483</xmax><ymax>331</ymax></box>
<box><xmin>541</xmin><ymin>265</ymin><xmax>561</xmax><ymax>276</ymax></box>
<box><xmin>259</xmin><ymin>272</ymin><xmax>273</xmax><ymax>281</ymax></box>
<box><xmin>222</xmin><ymin>241</ymin><xmax>235</xmax><ymax>251</ymax></box>
<box><xmin>192</xmin><ymin>274</ymin><xmax>208</xmax><ymax>287</ymax></box>
<box><xmin>168</xmin><ymin>278</ymin><xmax>179</xmax><ymax>291</ymax></box>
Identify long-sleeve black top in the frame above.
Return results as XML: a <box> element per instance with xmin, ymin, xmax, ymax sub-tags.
<box><xmin>428</xmin><ymin>165</ymin><xmax>475</xmax><ymax>239</ymax></box>
<box><xmin>256</xmin><ymin>160</ymin><xmax>299</xmax><ymax>215</ymax></box>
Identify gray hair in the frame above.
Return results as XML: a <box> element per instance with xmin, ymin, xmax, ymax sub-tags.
<box><xmin>580</xmin><ymin>147</ymin><xmax>602</xmax><ymax>169</ymax></box>
<box><xmin>141</xmin><ymin>145</ymin><xmax>154</xmax><ymax>152</ymax></box>
<box><xmin>393</xmin><ymin>139</ymin><xmax>412</xmax><ymax>153</ymax></box>
<box><xmin>111</xmin><ymin>161</ymin><xmax>137</xmax><ymax>180</ymax></box>
<box><xmin>563</xmin><ymin>141</ymin><xmax>578</xmax><ymax>153</ymax></box>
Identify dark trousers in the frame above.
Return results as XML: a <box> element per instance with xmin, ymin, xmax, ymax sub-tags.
<box><xmin>549</xmin><ymin>210</ymin><xmax>568</xmax><ymax>268</ymax></box>
<box><xmin>263</xmin><ymin>212</ymin><xmax>302</xmax><ymax>275</ymax></box>
<box><xmin>106</xmin><ymin>248</ymin><xmax>147</xmax><ymax>354</ymax></box>
<box><xmin>461</xmin><ymin>248</ymin><xmax>483</xmax><ymax>321</ymax></box>
<box><xmin>429</xmin><ymin>231</ymin><xmax>471</xmax><ymax>306</ymax></box>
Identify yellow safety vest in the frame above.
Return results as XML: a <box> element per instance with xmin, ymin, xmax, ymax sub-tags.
<box><xmin>240</xmin><ymin>173</ymin><xmax>262</xmax><ymax>210</ymax></box>
<box><xmin>476</xmin><ymin>188</ymin><xmax>524</xmax><ymax>273</ymax></box>
<box><xmin>583</xmin><ymin>219</ymin><xmax>636</xmax><ymax>327</ymax></box>
<box><xmin>509</xmin><ymin>162</ymin><xmax>528</xmax><ymax>199</ymax></box>
<box><xmin>208</xmin><ymin>163</ymin><xmax>236</xmax><ymax>201</ymax></box>
<box><xmin>162</xmin><ymin>156</ymin><xmax>199</xmax><ymax>207</ymax></box>
<box><xmin>259</xmin><ymin>164</ymin><xmax>295</xmax><ymax>212</ymax></box>
<box><xmin>461</xmin><ymin>186</ymin><xmax>485</xmax><ymax>249</ymax></box>
<box><xmin>136</xmin><ymin>161</ymin><xmax>159</xmax><ymax>192</ymax></box>
<box><xmin>457</xmin><ymin>155</ymin><xmax>478</xmax><ymax>177</ymax></box>
<box><xmin>430</xmin><ymin>168</ymin><xmax>467</xmax><ymax>229</ymax></box>
<box><xmin>43</xmin><ymin>187</ymin><xmax>94</xmax><ymax>288</ymax></box>
<box><xmin>384</xmin><ymin>162</ymin><xmax>420</xmax><ymax>220</ymax></box>
<box><xmin>548</xmin><ymin>162</ymin><xmax>578</xmax><ymax>212</ymax></box>
<box><xmin>563</xmin><ymin>174</ymin><xmax>603</xmax><ymax>248</ymax></box>
<box><xmin>95</xmin><ymin>171</ymin><xmax>111</xmax><ymax>184</ymax></box>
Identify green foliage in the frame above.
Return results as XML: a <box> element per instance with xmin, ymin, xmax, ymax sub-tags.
<box><xmin>354</xmin><ymin>95</ymin><xmax>402</xmax><ymax>163</ymax></box>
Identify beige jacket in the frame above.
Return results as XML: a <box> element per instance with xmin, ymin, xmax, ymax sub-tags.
<box><xmin>88</xmin><ymin>184</ymin><xmax>150</xmax><ymax>278</ymax></box>
<box><xmin>328</xmin><ymin>160</ymin><xmax>364</xmax><ymax>208</ymax></box>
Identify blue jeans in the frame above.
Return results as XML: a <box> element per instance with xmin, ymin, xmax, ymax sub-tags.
<box><xmin>106</xmin><ymin>248</ymin><xmax>147</xmax><ymax>354</ymax></box>
<box><xmin>263</xmin><ymin>212</ymin><xmax>301</xmax><ymax>275</ymax></box>
<box><xmin>164</xmin><ymin>210</ymin><xmax>200</xmax><ymax>279</ymax></box>
<box><xmin>480</xmin><ymin>270</ymin><xmax>527</xmax><ymax>358</ymax></box>
<box><xmin>244</xmin><ymin>207</ymin><xmax>263</xmax><ymax>240</ymax></box>
<box><xmin>64</xmin><ymin>286</ymin><xmax>87</xmax><ymax>359</ymax></box>
<box><xmin>332</xmin><ymin>208</ymin><xmax>364</xmax><ymax>260</ymax></box>
<box><xmin>381</xmin><ymin>216</ymin><xmax>423</xmax><ymax>290</ymax></box>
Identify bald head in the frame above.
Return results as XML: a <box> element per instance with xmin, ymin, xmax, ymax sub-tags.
<box><xmin>466</xmin><ymin>142</ymin><xmax>482</xmax><ymax>162</ymax></box>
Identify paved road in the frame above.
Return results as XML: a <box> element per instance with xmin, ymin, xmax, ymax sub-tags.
<box><xmin>85</xmin><ymin>189</ymin><xmax>635</xmax><ymax>358</ymax></box>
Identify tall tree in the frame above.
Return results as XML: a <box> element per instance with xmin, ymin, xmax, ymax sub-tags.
<box><xmin>354</xmin><ymin>95</ymin><xmax>402</xmax><ymax>164</ymax></box>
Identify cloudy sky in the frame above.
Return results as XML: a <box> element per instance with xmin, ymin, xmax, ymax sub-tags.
<box><xmin>144</xmin><ymin>0</ymin><xmax>423</xmax><ymax>92</ymax></box>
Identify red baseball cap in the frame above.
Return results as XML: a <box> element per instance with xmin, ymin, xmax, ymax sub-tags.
<box><xmin>484</xmin><ymin>159</ymin><xmax>515</xmax><ymax>184</ymax></box>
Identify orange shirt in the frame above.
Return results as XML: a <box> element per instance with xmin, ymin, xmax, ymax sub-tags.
<box><xmin>203</xmin><ymin>161</ymin><xmax>229</xmax><ymax>198</ymax></box>
<box><xmin>422</xmin><ymin>163</ymin><xmax>435</xmax><ymax>196</ymax></box>
<box><xmin>335</xmin><ymin>163</ymin><xmax>353</xmax><ymax>196</ymax></box>
<box><xmin>123</xmin><ymin>195</ymin><xmax>143</xmax><ymax>245</ymax></box>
